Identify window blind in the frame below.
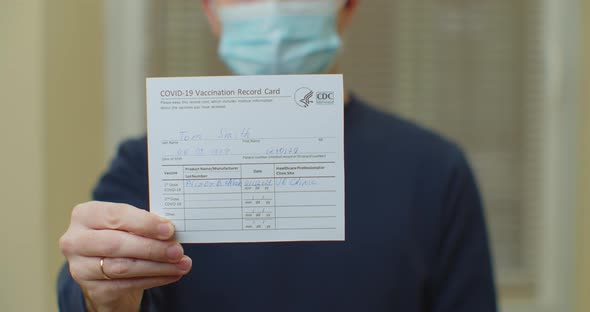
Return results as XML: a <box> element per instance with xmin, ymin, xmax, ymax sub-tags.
<box><xmin>389</xmin><ymin>0</ymin><xmax>542</xmax><ymax>289</ymax></box>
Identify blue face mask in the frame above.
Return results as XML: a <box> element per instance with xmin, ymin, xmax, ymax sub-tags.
<box><xmin>217</xmin><ymin>1</ymin><xmax>344</xmax><ymax>75</ymax></box>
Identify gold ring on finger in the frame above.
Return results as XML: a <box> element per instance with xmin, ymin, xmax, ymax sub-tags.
<box><xmin>99</xmin><ymin>257</ymin><xmax>112</xmax><ymax>280</ymax></box>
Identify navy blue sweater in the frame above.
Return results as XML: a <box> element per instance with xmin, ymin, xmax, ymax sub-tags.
<box><xmin>58</xmin><ymin>95</ymin><xmax>497</xmax><ymax>311</ymax></box>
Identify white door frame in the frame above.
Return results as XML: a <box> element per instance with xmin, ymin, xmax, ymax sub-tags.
<box><xmin>104</xmin><ymin>0</ymin><xmax>149</xmax><ymax>159</ymax></box>
<box><xmin>503</xmin><ymin>0</ymin><xmax>579</xmax><ymax>310</ymax></box>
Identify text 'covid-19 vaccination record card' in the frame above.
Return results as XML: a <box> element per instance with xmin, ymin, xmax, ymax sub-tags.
<box><xmin>146</xmin><ymin>75</ymin><xmax>345</xmax><ymax>244</ymax></box>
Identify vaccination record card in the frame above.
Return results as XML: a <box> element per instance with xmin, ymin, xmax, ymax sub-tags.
<box><xmin>146</xmin><ymin>75</ymin><xmax>345</xmax><ymax>243</ymax></box>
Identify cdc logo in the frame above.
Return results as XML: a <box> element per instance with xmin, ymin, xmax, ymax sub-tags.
<box><xmin>294</xmin><ymin>88</ymin><xmax>336</xmax><ymax>107</ymax></box>
<box><xmin>294</xmin><ymin>87</ymin><xmax>314</xmax><ymax>108</ymax></box>
<box><xmin>316</xmin><ymin>91</ymin><xmax>336</xmax><ymax>105</ymax></box>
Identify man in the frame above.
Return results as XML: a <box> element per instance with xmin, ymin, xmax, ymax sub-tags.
<box><xmin>58</xmin><ymin>0</ymin><xmax>497</xmax><ymax>311</ymax></box>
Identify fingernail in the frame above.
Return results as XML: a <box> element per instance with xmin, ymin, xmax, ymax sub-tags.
<box><xmin>158</xmin><ymin>223</ymin><xmax>173</xmax><ymax>238</ymax></box>
<box><xmin>176</xmin><ymin>257</ymin><xmax>192</xmax><ymax>271</ymax></box>
<box><xmin>167</xmin><ymin>244</ymin><xmax>183</xmax><ymax>260</ymax></box>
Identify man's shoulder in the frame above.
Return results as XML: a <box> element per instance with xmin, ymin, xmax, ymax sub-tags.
<box><xmin>108</xmin><ymin>135</ymin><xmax>149</xmax><ymax>178</ymax></box>
<box><xmin>351</xmin><ymin>99</ymin><xmax>466</xmax><ymax>168</ymax></box>
<box><xmin>116</xmin><ymin>135</ymin><xmax>148</xmax><ymax>158</ymax></box>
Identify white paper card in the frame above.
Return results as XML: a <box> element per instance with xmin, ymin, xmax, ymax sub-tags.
<box><xmin>146</xmin><ymin>75</ymin><xmax>345</xmax><ymax>243</ymax></box>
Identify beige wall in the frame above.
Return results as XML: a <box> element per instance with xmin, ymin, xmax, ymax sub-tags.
<box><xmin>45</xmin><ymin>2</ymin><xmax>105</xmax><ymax>310</ymax></box>
<box><xmin>0</xmin><ymin>1</ymin><xmax>105</xmax><ymax>311</ymax></box>
<box><xmin>0</xmin><ymin>1</ymin><xmax>48</xmax><ymax>311</ymax></box>
<box><xmin>577</xmin><ymin>0</ymin><xmax>590</xmax><ymax>311</ymax></box>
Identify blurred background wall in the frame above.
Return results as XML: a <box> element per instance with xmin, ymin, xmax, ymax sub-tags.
<box><xmin>0</xmin><ymin>1</ymin><xmax>105</xmax><ymax>311</ymax></box>
<box><xmin>577</xmin><ymin>0</ymin><xmax>590</xmax><ymax>309</ymax></box>
<box><xmin>0</xmin><ymin>0</ymin><xmax>587</xmax><ymax>311</ymax></box>
<box><xmin>1</xmin><ymin>1</ymin><xmax>47</xmax><ymax>311</ymax></box>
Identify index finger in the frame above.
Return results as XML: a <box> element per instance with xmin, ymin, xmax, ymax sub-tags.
<box><xmin>72</xmin><ymin>201</ymin><xmax>175</xmax><ymax>240</ymax></box>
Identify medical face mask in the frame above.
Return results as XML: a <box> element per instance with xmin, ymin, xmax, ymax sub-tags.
<box><xmin>217</xmin><ymin>0</ymin><xmax>344</xmax><ymax>75</ymax></box>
